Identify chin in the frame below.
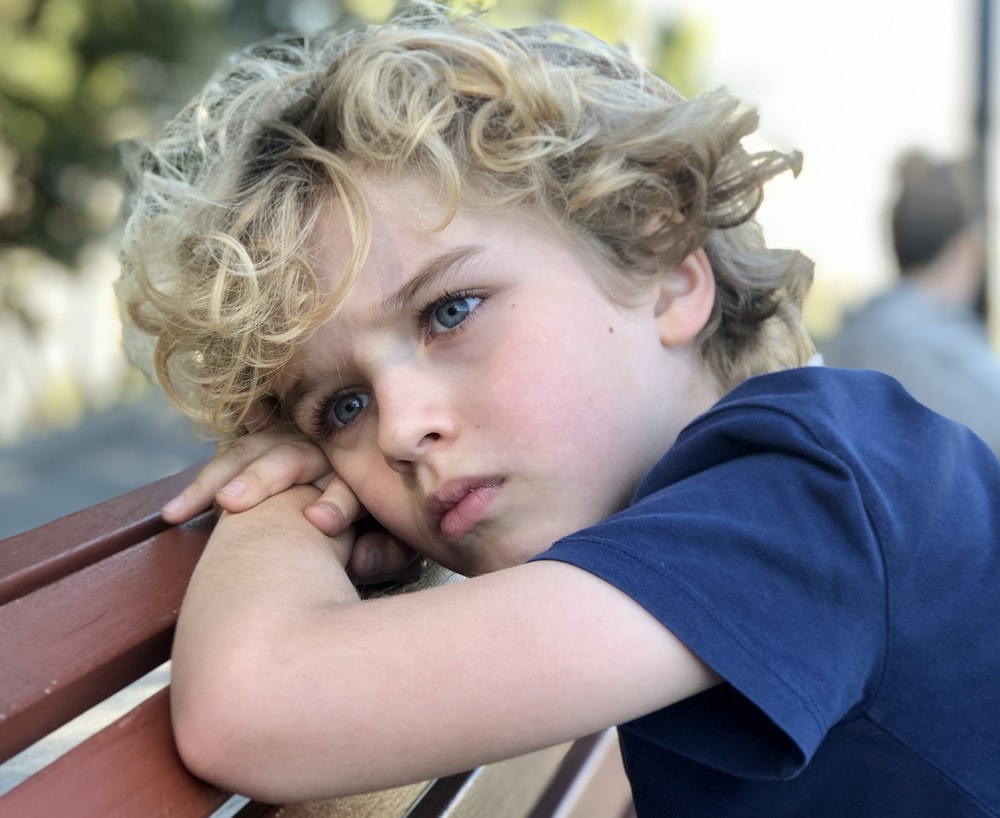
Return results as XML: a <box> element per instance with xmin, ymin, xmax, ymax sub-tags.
<box><xmin>432</xmin><ymin>543</ymin><xmax>530</xmax><ymax>578</ymax></box>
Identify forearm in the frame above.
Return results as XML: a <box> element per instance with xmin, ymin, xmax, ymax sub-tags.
<box><xmin>174</xmin><ymin>486</ymin><xmax>358</xmax><ymax>642</ymax></box>
<box><xmin>169</xmin><ymin>490</ymin><xmax>718</xmax><ymax>804</ymax></box>
<box><xmin>170</xmin><ymin>486</ymin><xmax>361</xmax><ymax>790</ymax></box>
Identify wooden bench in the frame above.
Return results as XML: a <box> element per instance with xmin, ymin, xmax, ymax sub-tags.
<box><xmin>0</xmin><ymin>465</ymin><xmax>635</xmax><ymax>818</ymax></box>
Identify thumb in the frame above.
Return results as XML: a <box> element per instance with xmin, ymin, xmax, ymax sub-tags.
<box><xmin>303</xmin><ymin>474</ymin><xmax>364</xmax><ymax>535</ymax></box>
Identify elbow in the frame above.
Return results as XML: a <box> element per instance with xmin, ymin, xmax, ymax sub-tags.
<box><xmin>171</xmin><ymin>695</ymin><xmax>233</xmax><ymax>792</ymax></box>
<box><xmin>171</xmin><ymin>672</ymin><xmax>258</xmax><ymax>799</ymax></box>
<box><xmin>171</xmin><ymin>649</ymin><xmax>297</xmax><ymax>803</ymax></box>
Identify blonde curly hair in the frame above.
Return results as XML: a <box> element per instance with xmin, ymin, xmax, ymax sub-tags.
<box><xmin>116</xmin><ymin>2</ymin><xmax>814</xmax><ymax>440</ymax></box>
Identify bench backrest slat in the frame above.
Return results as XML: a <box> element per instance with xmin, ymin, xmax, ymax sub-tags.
<box><xmin>0</xmin><ymin>515</ymin><xmax>213</xmax><ymax>764</ymax></box>
<box><xmin>0</xmin><ymin>468</ymin><xmax>633</xmax><ymax>816</ymax></box>
<box><xmin>0</xmin><ymin>465</ymin><xmax>201</xmax><ymax>606</ymax></box>
<box><xmin>0</xmin><ymin>688</ymin><xmax>231</xmax><ymax>817</ymax></box>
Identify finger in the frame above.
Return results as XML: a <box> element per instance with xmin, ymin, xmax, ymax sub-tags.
<box><xmin>303</xmin><ymin>475</ymin><xmax>365</xmax><ymax>536</ymax></box>
<box><xmin>161</xmin><ymin>446</ymin><xmax>239</xmax><ymax>523</ymax></box>
<box><xmin>161</xmin><ymin>431</ymin><xmax>323</xmax><ymax>522</ymax></box>
<box><xmin>213</xmin><ymin>438</ymin><xmax>333</xmax><ymax>513</ymax></box>
<box><xmin>349</xmin><ymin>530</ymin><xmax>423</xmax><ymax>585</ymax></box>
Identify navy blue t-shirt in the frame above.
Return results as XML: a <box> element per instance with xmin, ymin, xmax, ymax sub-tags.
<box><xmin>536</xmin><ymin>367</ymin><xmax>1000</xmax><ymax>816</ymax></box>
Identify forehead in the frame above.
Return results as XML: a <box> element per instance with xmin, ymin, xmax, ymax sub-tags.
<box><xmin>313</xmin><ymin>173</ymin><xmax>462</xmax><ymax>297</ymax></box>
<box><xmin>310</xmin><ymin>171</ymin><xmax>576</xmax><ymax>307</ymax></box>
<box><xmin>300</xmin><ymin>171</ymin><xmax>643</xmax><ymax>355</ymax></box>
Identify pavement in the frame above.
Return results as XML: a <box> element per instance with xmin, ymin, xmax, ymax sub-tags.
<box><xmin>0</xmin><ymin>391</ymin><xmax>216</xmax><ymax>539</ymax></box>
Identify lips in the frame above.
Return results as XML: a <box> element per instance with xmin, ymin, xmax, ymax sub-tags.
<box><xmin>427</xmin><ymin>477</ymin><xmax>503</xmax><ymax>541</ymax></box>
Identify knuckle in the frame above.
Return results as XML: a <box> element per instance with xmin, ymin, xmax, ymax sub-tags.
<box><xmin>223</xmin><ymin>437</ymin><xmax>258</xmax><ymax>462</ymax></box>
<box><xmin>270</xmin><ymin>439</ymin><xmax>319</xmax><ymax>467</ymax></box>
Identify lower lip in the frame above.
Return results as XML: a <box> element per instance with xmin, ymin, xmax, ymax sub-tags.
<box><xmin>439</xmin><ymin>483</ymin><xmax>501</xmax><ymax>540</ymax></box>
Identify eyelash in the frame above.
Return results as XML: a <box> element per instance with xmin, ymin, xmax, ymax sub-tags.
<box><xmin>310</xmin><ymin>389</ymin><xmax>366</xmax><ymax>439</ymax></box>
<box><xmin>415</xmin><ymin>288</ymin><xmax>485</xmax><ymax>339</ymax></box>
<box><xmin>309</xmin><ymin>288</ymin><xmax>487</xmax><ymax>439</ymax></box>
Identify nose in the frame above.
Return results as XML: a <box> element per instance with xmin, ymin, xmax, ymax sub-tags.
<box><xmin>374</xmin><ymin>366</ymin><xmax>456</xmax><ymax>472</ymax></box>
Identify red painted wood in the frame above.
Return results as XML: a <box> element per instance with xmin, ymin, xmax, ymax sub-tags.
<box><xmin>0</xmin><ymin>688</ymin><xmax>232</xmax><ymax>818</ymax></box>
<box><xmin>0</xmin><ymin>463</ymin><xmax>204</xmax><ymax>606</ymax></box>
<box><xmin>0</xmin><ymin>513</ymin><xmax>214</xmax><ymax>763</ymax></box>
<box><xmin>0</xmin><ymin>465</ymin><xmax>634</xmax><ymax>817</ymax></box>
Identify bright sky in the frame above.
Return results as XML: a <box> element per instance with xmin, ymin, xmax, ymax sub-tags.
<box><xmin>649</xmin><ymin>0</ymin><xmax>984</xmax><ymax>336</ymax></box>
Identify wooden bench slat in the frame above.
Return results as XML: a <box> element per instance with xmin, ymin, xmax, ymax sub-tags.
<box><xmin>527</xmin><ymin>730</ymin><xmax>632</xmax><ymax>818</ymax></box>
<box><xmin>405</xmin><ymin>742</ymin><xmax>573</xmax><ymax>818</ymax></box>
<box><xmin>0</xmin><ymin>515</ymin><xmax>213</xmax><ymax>763</ymax></box>
<box><xmin>0</xmin><ymin>464</ymin><xmax>202</xmax><ymax>606</ymax></box>
<box><xmin>0</xmin><ymin>467</ymin><xmax>635</xmax><ymax>816</ymax></box>
<box><xmin>253</xmin><ymin>741</ymin><xmax>575</xmax><ymax>818</ymax></box>
<box><xmin>238</xmin><ymin>781</ymin><xmax>434</xmax><ymax>818</ymax></box>
<box><xmin>0</xmin><ymin>688</ymin><xmax>230</xmax><ymax>818</ymax></box>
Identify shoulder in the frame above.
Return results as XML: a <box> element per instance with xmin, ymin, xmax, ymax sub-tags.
<box><xmin>640</xmin><ymin>366</ymin><xmax>918</xmax><ymax>488</ymax></box>
<box><xmin>693</xmin><ymin>364</ymin><xmax>968</xmax><ymax>445</ymax></box>
<box><xmin>716</xmin><ymin>364</ymin><xmax>902</xmax><ymax>415</ymax></box>
<box><xmin>625</xmin><ymin>364</ymin><xmax>998</xmax><ymax>558</ymax></box>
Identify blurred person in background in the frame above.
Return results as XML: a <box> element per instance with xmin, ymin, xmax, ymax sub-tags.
<box><xmin>822</xmin><ymin>151</ymin><xmax>1000</xmax><ymax>456</ymax></box>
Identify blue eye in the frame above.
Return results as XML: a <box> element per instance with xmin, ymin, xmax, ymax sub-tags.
<box><xmin>308</xmin><ymin>389</ymin><xmax>372</xmax><ymax>438</ymax></box>
<box><xmin>429</xmin><ymin>294</ymin><xmax>482</xmax><ymax>333</ymax></box>
<box><xmin>331</xmin><ymin>391</ymin><xmax>371</xmax><ymax>426</ymax></box>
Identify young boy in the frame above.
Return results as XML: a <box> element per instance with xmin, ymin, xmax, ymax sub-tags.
<box><xmin>116</xmin><ymin>5</ymin><xmax>1000</xmax><ymax>815</ymax></box>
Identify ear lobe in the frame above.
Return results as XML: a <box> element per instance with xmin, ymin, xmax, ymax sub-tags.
<box><xmin>654</xmin><ymin>248</ymin><xmax>715</xmax><ymax>347</ymax></box>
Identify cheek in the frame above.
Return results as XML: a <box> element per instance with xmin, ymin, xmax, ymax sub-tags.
<box><xmin>482</xmin><ymin>318</ymin><xmax>619</xmax><ymax>440</ymax></box>
<box><xmin>327</xmin><ymin>444</ymin><xmax>429</xmax><ymax>541</ymax></box>
<box><xmin>328</xmin><ymin>445</ymin><xmax>392</xmax><ymax>513</ymax></box>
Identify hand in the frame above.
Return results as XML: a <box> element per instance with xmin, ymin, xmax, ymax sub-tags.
<box><xmin>161</xmin><ymin>425</ymin><xmax>335</xmax><ymax>524</ymax></box>
<box><xmin>161</xmin><ymin>423</ymin><xmax>422</xmax><ymax>585</ymax></box>
<box><xmin>304</xmin><ymin>486</ymin><xmax>424</xmax><ymax>586</ymax></box>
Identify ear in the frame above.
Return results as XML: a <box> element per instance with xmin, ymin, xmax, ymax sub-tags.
<box><xmin>654</xmin><ymin>247</ymin><xmax>716</xmax><ymax>347</ymax></box>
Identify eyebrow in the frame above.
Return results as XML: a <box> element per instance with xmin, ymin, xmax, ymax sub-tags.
<box><xmin>279</xmin><ymin>243</ymin><xmax>488</xmax><ymax>429</ymax></box>
<box><xmin>371</xmin><ymin>244</ymin><xmax>486</xmax><ymax>322</ymax></box>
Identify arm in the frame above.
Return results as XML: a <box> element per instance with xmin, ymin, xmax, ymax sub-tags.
<box><xmin>170</xmin><ymin>487</ymin><xmax>719</xmax><ymax>804</ymax></box>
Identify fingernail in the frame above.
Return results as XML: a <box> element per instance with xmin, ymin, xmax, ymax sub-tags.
<box><xmin>307</xmin><ymin>501</ymin><xmax>346</xmax><ymax>534</ymax></box>
<box><xmin>219</xmin><ymin>479</ymin><xmax>245</xmax><ymax>498</ymax></box>
<box><xmin>162</xmin><ymin>496</ymin><xmax>184</xmax><ymax>517</ymax></box>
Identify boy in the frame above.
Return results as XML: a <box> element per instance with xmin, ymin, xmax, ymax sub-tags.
<box><xmin>116</xmin><ymin>5</ymin><xmax>1000</xmax><ymax>815</ymax></box>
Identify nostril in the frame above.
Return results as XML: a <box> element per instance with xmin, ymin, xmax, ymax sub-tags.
<box><xmin>385</xmin><ymin>454</ymin><xmax>413</xmax><ymax>473</ymax></box>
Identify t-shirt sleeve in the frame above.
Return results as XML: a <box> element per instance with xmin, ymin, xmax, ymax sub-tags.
<box><xmin>532</xmin><ymin>402</ymin><xmax>888</xmax><ymax>780</ymax></box>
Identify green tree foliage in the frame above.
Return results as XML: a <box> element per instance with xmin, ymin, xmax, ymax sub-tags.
<box><xmin>0</xmin><ymin>0</ymin><xmax>694</xmax><ymax>266</ymax></box>
<box><xmin>4</xmin><ymin>0</ymin><xmax>199</xmax><ymax>261</ymax></box>
<box><xmin>0</xmin><ymin>0</ymin><xmax>372</xmax><ymax>264</ymax></box>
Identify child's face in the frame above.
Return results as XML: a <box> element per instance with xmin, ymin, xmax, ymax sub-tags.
<box><xmin>285</xmin><ymin>174</ymin><xmax>715</xmax><ymax>575</ymax></box>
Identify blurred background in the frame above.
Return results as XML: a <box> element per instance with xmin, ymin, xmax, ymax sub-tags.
<box><xmin>1</xmin><ymin>0</ymin><xmax>996</xmax><ymax>536</ymax></box>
